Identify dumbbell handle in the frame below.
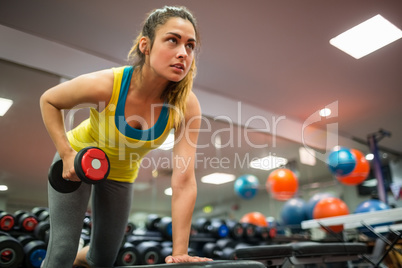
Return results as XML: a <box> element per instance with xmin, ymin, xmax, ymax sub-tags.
<box><xmin>48</xmin><ymin>147</ymin><xmax>110</xmax><ymax>193</ymax></box>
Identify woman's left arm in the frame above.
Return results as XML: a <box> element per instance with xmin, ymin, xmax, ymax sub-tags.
<box><xmin>165</xmin><ymin>92</ymin><xmax>212</xmax><ymax>263</ymax></box>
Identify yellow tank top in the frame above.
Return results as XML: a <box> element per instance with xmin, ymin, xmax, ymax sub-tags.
<box><xmin>67</xmin><ymin>66</ymin><xmax>173</xmax><ymax>183</ymax></box>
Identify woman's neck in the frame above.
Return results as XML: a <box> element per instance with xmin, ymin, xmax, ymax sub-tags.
<box><xmin>131</xmin><ymin>66</ymin><xmax>169</xmax><ymax>103</ymax></box>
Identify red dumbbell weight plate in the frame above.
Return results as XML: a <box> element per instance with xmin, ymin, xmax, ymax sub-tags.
<box><xmin>75</xmin><ymin>147</ymin><xmax>110</xmax><ymax>184</ymax></box>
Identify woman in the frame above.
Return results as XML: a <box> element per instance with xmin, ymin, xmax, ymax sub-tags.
<box><xmin>40</xmin><ymin>5</ymin><xmax>211</xmax><ymax>267</ymax></box>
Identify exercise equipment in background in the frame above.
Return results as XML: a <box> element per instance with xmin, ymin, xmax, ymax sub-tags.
<box><xmin>280</xmin><ymin>198</ymin><xmax>307</xmax><ymax>233</ymax></box>
<box><xmin>266</xmin><ymin>168</ymin><xmax>298</xmax><ymax>201</ymax></box>
<box><xmin>305</xmin><ymin>192</ymin><xmax>336</xmax><ymax>220</ymax></box>
<box><xmin>234</xmin><ymin>174</ymin><xmax>259</xmax><ymax>200</ymax></box>
<box><xmin>313</xmin><ymin>197</ymin><xmax>350</xmax><ymax>233</ymax></box>
<box><xmin>336</xmin><ymin>149</ymin><xmax>370</xmax><ymax>186</ymax></box>
<box><xmin>327</xmin><ymin>146</ymin><xmax>356</xmax><ymax>176</ymax></box>
<box><xmin>240</xmin><ymin>212</ymin><xmax>267</xmax><ymax>227</ymax></box>
<box><xmin>354</xmin><ymin>199</ymin><xmax>392</xmax><ymax>237</ymax></box>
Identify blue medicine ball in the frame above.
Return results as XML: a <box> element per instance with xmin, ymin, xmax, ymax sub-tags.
<box><xmin>234</xmin><ymin>174</ymin><xmax>259</xmax><ymax>200</ymax></box>
<box><xmin>355</xmin><ymin>199</ymin><xmax>390</xmax><ymax>214</ymax></box>
<box><xmin>327</xmin><ymin>147</ymin><xmax>356</xmax><ymax>176</ymax></box>
<box><xmin>280</xmin><ymin>198</ymin><xmax>307</xmax><ymax>226</ymax></box>
<box><xmin>355</xmin><ymin>199</ymin><xmax>391</xmax><ymax>237</ymax></box>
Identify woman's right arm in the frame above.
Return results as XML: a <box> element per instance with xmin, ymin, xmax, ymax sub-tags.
<box><xmin>39</xmin><ymin>69</ymin><xmax>114</xmax><ymax>180</ymax></box>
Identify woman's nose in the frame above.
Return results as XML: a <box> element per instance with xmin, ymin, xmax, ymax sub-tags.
<box><xmin>177</xmin><ymin>45</ymin><xmax>188</xmax><ymax>59</ymax></box>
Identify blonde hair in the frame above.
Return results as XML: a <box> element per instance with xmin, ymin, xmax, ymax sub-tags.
<box><xmin>127</xmin><ymin>6</ymin><xmax>200</xmax><ymax>129</ymax></box>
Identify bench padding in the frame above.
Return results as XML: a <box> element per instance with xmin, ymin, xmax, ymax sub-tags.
<box><xmin>115</xmin><ymin>260</ymin><xmax>266</xmax><ymax>268</ymax></box>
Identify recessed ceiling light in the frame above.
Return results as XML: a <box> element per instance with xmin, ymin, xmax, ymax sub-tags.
<box><xmin>330</xmin><ymin>14</ymin><xmax>402</xmax><ymax>59</ymax></box>
<box><xmin>365</xmin><ymin>153</ymin><xmax>374</xmax><ymax>161</ymax></box>
<box><xmin>362</xmin><ymin>179</ymin><xmax>377</xmax><ymax>187</ymax></box>
<box><xmin>164</xmin><ymin>187</ymin><xmax>172</xmax><ymax>196</ymax></box>
<box><xmin>201</xmin><ymin>173</ymin><xmax>236</xmax><ymax>185</ymax></box>
<box><xmin>319</xmin><ymin>108</ymin><xmax>331</xmax><ymax>117</ymax></box>
<box><xmin>250</xmin><ymin>155</ymin><xmax>288</xmax><ymax>171</ymax></box>
<box><xmin>0</xmin><ymin>98</ymin><xmax>13</xmax><ymax>116</ymax></box>
<box><xmin>0</xmin><ymin>185</ymin><xmax>8</xmax><ymax>191</ymax></box>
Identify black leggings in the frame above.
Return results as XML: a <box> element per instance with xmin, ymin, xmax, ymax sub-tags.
<box><xmin>42</xmin><ymin>154</ymin><xmax>134</xmax><ymax>268</ymax></box>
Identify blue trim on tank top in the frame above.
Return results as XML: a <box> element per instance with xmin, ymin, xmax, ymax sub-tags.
<box><xmin>115</xmin><ymin>66</ymin><xmax>169</xmax><ymax>141</ymax></box>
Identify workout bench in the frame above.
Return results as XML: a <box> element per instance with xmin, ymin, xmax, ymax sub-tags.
<box><xmin>115</xmin><ymin>260</ymin><xmax>266</xmax><ymax>268</ymax></box>
<box><xmin>301</xmin><ymin>207</ymin><xmax>402</xmax><ymax>267</ymax></box>
<box><xmin>235</xmin><ymin>242</ymin><xmax>368</xmax><ymax>267</ymax></box>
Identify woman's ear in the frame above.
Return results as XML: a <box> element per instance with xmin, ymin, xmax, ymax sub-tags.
<box><xmin>139</xmin><ymin>37</ymin><xmax>150</xmax><ymax>55</ymax></box>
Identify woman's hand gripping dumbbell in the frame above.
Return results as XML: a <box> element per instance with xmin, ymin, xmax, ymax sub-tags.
<box><xmin>48</xmin><ymin>147</ymin><xmax>110</xmax><ymax>193</ymax></box>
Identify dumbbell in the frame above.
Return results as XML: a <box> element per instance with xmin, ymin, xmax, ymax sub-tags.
<box><xmin>202</xmin><ymin>242</ymin><xmax>236</xmax><ymax>260</ymax></box>
<box><xmin>0</xmin><ymin>211</ymin><xmax>15</xmax><ymax>232</ymax></box>
<box><xmin>0</xmin><ymin>231</ymin><xmax>24</xmax><ymax>268</ymax></box>
<box><xmin>114</xmin><ymin>242</ymin><xmax>140</xmax><ymax>266</ymax></box>
<box><xmin>215</xmin><ymin>238</ymin><xmax>237</xmax><ymax>250</ymax></box>
<box><xmin>31</xmin><ymin>207</ymin><xmax>49</xmax><ymax>222</ymax></box>
<box><xmin>240</xmin><ymin>222</ymin><xmax>256</xmax><ymax>240</ymax></box>
<box><xmin>48</xmin><ymin>147</ymin><xmax>110</xmax><ymax>193</ymax></box>
<box><xmin>195</xmin><ymin>218</ymin><xmax>229</xmax><ymax>239</ymax></box>
<box><xmin>23</xmin><ymin>240</ymin><xmax>46</xmax><ymax>268</ymax></box>
<box><xmin>17</xmin><ymin>235</ymin><xmax>46</xmax><ymax>268</ymax></box>
<box><xmin>14</xmin><ymin>211</ymin><xmax>38</xmax><ymax>233</ymax></box>
<box><xmin>225</xmin><ymin>220</ymin><xmax>244</xmax><ymax>240</ymax></box>
<box><xmin>254</xmin><ymin>226</ymin><xmax>277</xmax><ymax>242</ymax></box>
<box><xmin>125</xmin><ymin>222</ymin><xmax>136</xmax><ymax>236</ymax></box>
<box><xmin>33</xmin><ymin>221</ymin><xmax>50</xmax><ymax>244</ymax></box>
<box><xmin>136</xmin><ymin>241</ymin><xmax>162</xmax><ymax>265</ymax></box>
<box><xmin>145</xmin><ymin>214</ymin><xmax>172</xmax><ymax>239</ymax></box>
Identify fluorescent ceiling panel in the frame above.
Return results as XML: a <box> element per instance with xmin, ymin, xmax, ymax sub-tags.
<box><xmin>201</xmin><ymin>173</ymin><xmax>236</xmax><ymax>185</ymax></box>
<box><xmin>0</xmin><ymin>98</ymin><xmax>13</xmax><ymax>116</ymax></box>
<box><xmin>250</xmin><ymin>155</ymin><xmax>288</xmax><ymax>171</ymax></box>
<box><xmin>330</xmin><ymin>14</ymin><xmax>402</xmax><ymax>59</ymax></box>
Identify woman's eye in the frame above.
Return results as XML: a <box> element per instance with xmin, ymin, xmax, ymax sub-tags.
<box><xmin>186</xmin><ymin>43</ymin><xmax>195</xmax><ymax>50</ymax></box>
<box><xmin>168</xmin><ymin>38</ymin><xmax>177</xmax><ymax>44</ymax></box>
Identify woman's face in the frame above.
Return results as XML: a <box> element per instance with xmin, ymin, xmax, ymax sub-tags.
<box><xmin>147</xmin><ymin>17</ymin><xmax>196</xmax><ymax>82</ymax></box>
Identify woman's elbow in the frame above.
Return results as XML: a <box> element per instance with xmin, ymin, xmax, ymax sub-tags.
<box><xmin>171</xmin><ymin>175</ymin><xmax>197</xmax><ymax>193</ymax></box>
<box><xmin>39</xmin><ymin>91</ymin><xmax>51</xmax><ymax>109</ymax></box>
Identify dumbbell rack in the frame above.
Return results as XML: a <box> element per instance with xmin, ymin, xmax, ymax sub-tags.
<box><xmin>0</xmin><ymin>208</ymin><xmax>282</xmax><ymax>267</ymax></box>
<box><xmin>0</xmin><ymin>207</ymin><xmax>49</xmax><ymax>268</ymax></box>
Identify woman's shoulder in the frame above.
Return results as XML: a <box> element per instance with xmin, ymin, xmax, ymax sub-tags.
<box><xmin>69</xmin><ymin>68</ymin><xmax>115</xmax><ymax>104</ymax></box>
<box><xmin>78</xmin><ymin>68</ymin><xmax>114</xmax><ymax>84</ymax></box>
<box><xmin>185</xmin><ymin>91</ymin><xmax>201</xmax><ymax>118</ymax></box>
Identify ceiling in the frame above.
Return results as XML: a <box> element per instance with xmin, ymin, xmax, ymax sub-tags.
<box><xmin>0</xmin><ymin>0</ymin><xmax>401</xmax><ymax>215</ymax></box>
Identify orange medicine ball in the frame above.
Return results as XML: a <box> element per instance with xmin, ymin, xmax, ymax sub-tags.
<box><xmin>313</xmin><ymin>197</ymin><xmax>349</xmax><ymax>233</ymax></box>
<box><xmin>266</xmin><ymin>168</ymin><xmax>298</xmax><ymax>201</ymax></box>
<box><xmin>240</xmin><ymin>212</ymin><xmax>268</xmax><ymax>227</ymax></box>
<box><xmin>336</xmin><ymin>149</ymin><xmax>370</xmax><ymax>186</ymax></box>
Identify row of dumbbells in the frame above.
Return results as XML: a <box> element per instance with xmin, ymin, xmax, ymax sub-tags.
<box><xmin>0</xmin><ymin>207</ymin><xmax>49</xmax><ymax>235</ymax></box>
<box><xmin>127</xmin><ymin>214</ymin><xmax>276</xmax><ymax>243</ymax></box>
<box><xmin>73</xmin><ymin>213</ymin><xmax>276</xmax><ymax>267</ymax></box>
<box><xmin>80</xmin><ymin>233</ymin><xmax>252</xmax><ymax>266</ymax></box>
<box><xmin>191</xmin><ymin>218</ymin><xmax>276</xmax><ymax>242</ymax></box>
<box><xmin>114</xmin><ymin>239</ymin><xmax>256</xmax><ymax>266</ymax></box>
<box><xmin>113</xmin><ymin>215</ymin><xmax>276</xmax><ymax>266</ymax></box>
<box><xmin>0</xmin><ymin>207</ymin><xmax>50</xmax><ymax>268</ymax></box>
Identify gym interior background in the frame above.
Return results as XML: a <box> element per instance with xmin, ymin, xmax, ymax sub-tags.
<box><xmin>0</xmin><ymin>1</ymin><xmax>402</xmax><ymax>229</ymax></box>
